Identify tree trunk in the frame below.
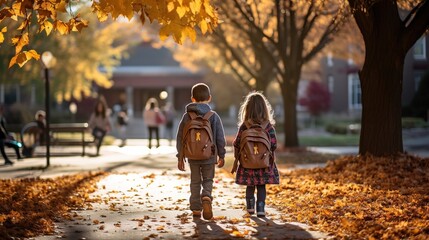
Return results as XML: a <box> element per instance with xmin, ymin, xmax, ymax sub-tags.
<box><xmin>255</xmin><ymin>76</ymin><xmax>270</xmax><ymax>92</ymax></box>
<box><xmin>280</xmin><ymin>73</ymin><xmax>299</xmax><ymax>147</ymax></box>
<box><xmin>359</xmin><ymin>38</ymin><xmax>404</xmax><ymax>156</ymax></box>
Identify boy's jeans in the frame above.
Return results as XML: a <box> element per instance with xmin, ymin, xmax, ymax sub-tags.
<box><xmin>189</xmin><ymin>163</ymin><xmax>215</xmax><ymax>211</ymax></box>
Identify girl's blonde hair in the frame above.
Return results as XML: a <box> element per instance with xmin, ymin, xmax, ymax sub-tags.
<box><xmin>238</xmin><ymin>92</ymin><xmax>275</xmax><ymax>126</ymax></box>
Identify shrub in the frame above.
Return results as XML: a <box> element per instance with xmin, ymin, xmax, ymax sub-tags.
<box><xmin>325</xmin><ymin>123</ymin><xmax>348</xmax><ymax>134</ymax></box>
<box><xmin>401</xmin><ymin>117</ymin><xmax>428</xmax><ymax>129</ymax></box>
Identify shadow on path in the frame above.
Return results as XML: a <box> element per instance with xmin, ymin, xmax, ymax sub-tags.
<box><xmin>251</xmin><ymin>216</ymin><xmax>315</xmax><ymax>239</ymax></box>
<box><xmin>192</xmin><ymin>217</ymin><xmax>232</xmax><ymax>239</ymax></box>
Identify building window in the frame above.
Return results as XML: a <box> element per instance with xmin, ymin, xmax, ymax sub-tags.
<box><xmin>327</xmin><ymin>53</ymin><xmax>333</xmax><ymax>67</ymax></box>
<box><xmin>348</xmin><ymin>74</ymin><xmax>362</xmax><ymax>110</ymax></box>
<box><xmin>328</xmin><ymin>75</ymin><xmax>334</xmax><ymax>93</ymax></box>
<box><xmin>413</xmin><ymin>36</ymin><xmax>426</xmax><ymax>60</ymax></box>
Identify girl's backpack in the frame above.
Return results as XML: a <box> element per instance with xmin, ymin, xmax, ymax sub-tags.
<box><xmin>181</xmin><ymin>111</ymin><xmax>215</xmax><ymax>160</ymax></box>
<box><xmin>237</xmin><ymin>120</ymin><xmax>272</xmax><ymax>169</ymax></box>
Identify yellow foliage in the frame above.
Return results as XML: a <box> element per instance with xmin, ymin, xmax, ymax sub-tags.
<box><xmin>0</xmin><ymin>0</ymin><xmax>218</xmax><ymax>68</ymax></box>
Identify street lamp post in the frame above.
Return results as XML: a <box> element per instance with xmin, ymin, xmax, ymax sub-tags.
<box><xmin>69</xmin><ymin>102</ymin><xmax>77</xmax><ymax>122</ymax></box>
<box><xmin>41</xmin><ymin>51</ymin><xmax>55</xmax><ymax>168</ymax></box>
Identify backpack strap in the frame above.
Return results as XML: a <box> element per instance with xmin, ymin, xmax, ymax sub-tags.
<box><xmin>232</xmin><ymin>156</ymin><xmax>239</xmax><ymax>174</ymax></box>
<box><xmin>202</xmin><ymin>111</ymin><xmax>214</xmax><ymax>120</ymax></box>
<box><xmin>188</xmin><ymin>111</ymin><xmax>214</xmax><ymax>120</ymax></box>
<box><xmin>244</xmin><ymin>119</ymin><xmax>269</xmax><ymax>129</ymax></box>
<box><xmin>188</xmin><ymin>111</ymin><xmax>198</xmax><ymax>120</ymax></box>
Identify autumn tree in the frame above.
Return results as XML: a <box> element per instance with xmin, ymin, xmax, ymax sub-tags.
<box><xmin>165</xmin><ymin>0</ymin><xmax>348</xmax><ymax>147</ymax></box>
<box><xmin>348</xmin><ymin>0</ymin><xmax>429</xmax><ymax>156</ymax></box>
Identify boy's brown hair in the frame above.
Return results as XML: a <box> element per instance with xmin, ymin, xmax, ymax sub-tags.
<box><xmin>191</xmin><ymin>83</ymin><xmax>211</xmax><ymax>102</ymax></box>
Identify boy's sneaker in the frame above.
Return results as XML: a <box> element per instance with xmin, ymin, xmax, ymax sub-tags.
<box><xmin>192</xmin><ymin>210</ymin><xmax>201</xmax><ymax>218</ymax></box>
<box><xmin>201</xmin><ymin>196</ymin><xmax>213</xmax><ymax>220</ymax></box>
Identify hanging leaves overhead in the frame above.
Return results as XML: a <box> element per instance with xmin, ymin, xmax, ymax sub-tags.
<box><xmin>0</xmin><ymin>0</ymin><xmax>218</xmax><ymax>68</ymax></box>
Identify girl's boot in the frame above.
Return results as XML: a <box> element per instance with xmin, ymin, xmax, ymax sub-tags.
<box><xmin>256</xmin><ymin>201</ymin><xmax>265</xmax><ymax>217</ymax></box>
<box><xmin>246</xmin><ymin>198</ymin><xmax>255</xmax><ymax>214</ymax></box>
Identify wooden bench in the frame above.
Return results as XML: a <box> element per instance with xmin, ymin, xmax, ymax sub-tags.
<box><xmin>20</xmin><ymin>122</ymin><xmax>95</xmax><ymax>156</ymax></box>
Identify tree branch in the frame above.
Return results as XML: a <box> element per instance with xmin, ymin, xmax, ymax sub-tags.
<box><xmin>212</xmin><ymin>28</ymin><xmax>259</xmax><ymax>82</ymax></box>
<box><xmin>300</xmin><ymin>1</ymin><xmax>315</xmax><ymax>37</ymax></box>
<box><xmin>403</xmin><ymin>0</ymin><xmax>429</xmax><ymax>51</ymax></box>
<box><xmin>218</xmin><ymin>46</ymin><xmax>253</xmax><ymax>91</ymax></box>
<box><xmin>225</xmin><ymin>0</ymin><xmax>283</xmax><ymax>76</ymax></box>
<box><xmin>348</xmin><ymin>0</ymin><xmax>373</xmax><ymax>43</ymax></box>
<box><xmin>403</xmin><ymin>1</ymin><xmax>424</xmax><ymax>26</ymax></box>
<box><xmin>230</xmin><ymin>0</ymin><xmax>277</xmax><ymax>47</ymax></box>
<box><xmin>303</xmin><ymin>16</ymin><xmax>343</xmax><ymax>63</ymax></box>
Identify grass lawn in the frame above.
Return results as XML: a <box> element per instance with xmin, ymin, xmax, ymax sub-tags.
<box><xmin>299</xmin><ymin>134</ymin><xmax>359</xmax><ymax>146</ymax></box>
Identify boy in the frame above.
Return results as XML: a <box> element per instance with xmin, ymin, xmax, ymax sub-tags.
<box><xmin>176</xmin><ymin>83</ymin><xmax>226</xmax><ymax>220</ymax></box>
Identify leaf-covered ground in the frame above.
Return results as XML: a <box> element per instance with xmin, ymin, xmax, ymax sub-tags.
<box><xmin>0</xmin><ymin>171</ymin><xmax>108</xmax><ymax>238</ymax></box>
<box><xmin>269</xmin><ymin>154</ymin><xmax>429</xmax><ymax>239</ymax></box>
<box><xmin>1</xmin><ymin>154</ymin><xmax>428</xmax><ymax>239</ymax></box>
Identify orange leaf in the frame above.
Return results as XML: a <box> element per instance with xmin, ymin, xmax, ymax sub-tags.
<box><xmin>203</xmin><ymin>1</ymin><xmax>215</xmax><ymax>18</ymax></box>
<box><xmin>12</xmin><ymin>32</ymin><xmax>29</xmax><ymax>54</ymax></box>
<box><xmin>189</xmin><ymin>0</ymin><xmax>202</xmax><ymax>14</ymax></box>
<box><xmin>25</xmin><ymin>49</ymin><xmax>40</xmax><ymax>61</ymax></box>
<box><xmin>167</xmin><ymin>2</ymin><xmax>175</xmax><ymax>12</ymax></box>
<box><xmin>43</xmin><ymin>21</ymin><xmax>54</xmax><ymax>35</ymax></box>
<box><xmin>71</xmin><ymin>19</ymin><xmax>88</xmax><ymax>32</ymax></box>
<box><xmin>159</xmin><ymin>24</ymin><xmax>174</xmax><ymax>41</ymax></box>
<box><xmin>57</xmin><ymin>0</ymin><xmax>68</xmax><ymax>13</ymax></box>
<box><xmin>54</xmin><ymin>20</ymin><xmax>69</xmax><ymax>35</ymax></box>
<box><xmin>0</xmin><ymin>26</ymin><xmax>6</xmax><ymax>43</ymax></box>
<box><xmin>12</xmin><ymin>2</ymin><xmax>24</xmax><ymax>17</ymax></box>
<box><xmin>12</xmin><ymin>51</ymin><xmax>37</xmax><ymax>67</ymax></box>
<box><xmin>8</xmin><ymin>51</ymin><xmax>27</xmax><ymax>68</ymax></box>
<box><xmin>176</xmin><ymin>6</ymin><xmax>186</xmax><ymax>18</ymax></box>
<box><xmin>199</xmin><ymin>19</ymin><xmax>208</xmax><ymax>34</ymax></box>
<box><xmin>183</xmin><ymin>26</ymin><xmax>196</xmax><ymax>43</ymax></box>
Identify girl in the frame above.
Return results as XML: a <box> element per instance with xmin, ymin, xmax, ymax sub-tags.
<box><xmin>231</xmin><ymin>92</ymin><xmax>280</xmax><ymax>217</ymax></box>
<box><xmin>88</xmin><ymin>97</ymin><xmax>111</xmax><ymax>156</ymax></box>
<box><xmin>143</xmin><ymin>98</ymin><xmax>165</xmax><ymax>149</ymax></box>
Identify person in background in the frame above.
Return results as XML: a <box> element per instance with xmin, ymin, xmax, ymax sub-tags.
<box><xmin>35</xmin><ymin>110</ymin><xmax>46</xmax><ymax>144</ymax></box>
<box><xmin>143</xmin><ymin>98</ymin><xmax>165</xmax><ymax>149</ymax></box>
<box><xmin>162</xmin><ymin>102</ymin><xmax>176</xmax><ymax>145</ymax></box>
<box><xmin>114</xmin><ymin>101</ymin><xmax>128</xmax><ymax>148</ymax></box>
<box><xmin>88</xmin><ymin>97</ymin><xmax>112</xmax><ymax>156</ymax></box>
<box><xmin>21</xmin><ymin>110</ymin><xmax>46</xmax><ymax>158</ymax></box>
<box><xmin>0</xmin><ymin>105</ymin><xmax>22</xmax><ymax>165</ymax></box>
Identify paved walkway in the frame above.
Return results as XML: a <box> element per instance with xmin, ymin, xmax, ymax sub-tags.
<box><xmin>0</xmin><ymin>140</ymin><xmax>331</xmax><ymax>240</ymax></box>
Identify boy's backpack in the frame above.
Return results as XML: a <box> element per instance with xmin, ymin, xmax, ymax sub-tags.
<box><xmin>181</xmin><ymin>111</ymin><xmax>215</xmax><ymax>160</ymax></box>
<box><xmin>238</xmin><ymin>120</ymin><xmax>272</xmax><ymax>169</ymax></box>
